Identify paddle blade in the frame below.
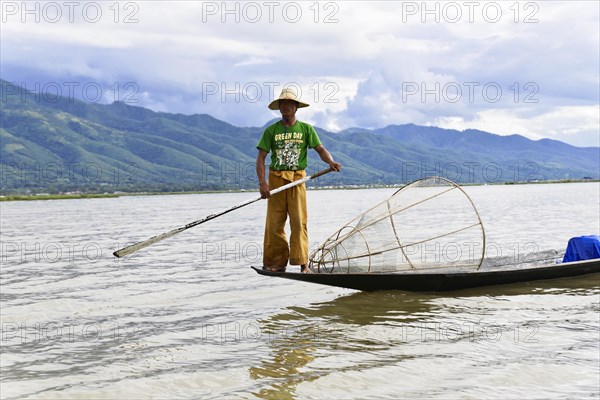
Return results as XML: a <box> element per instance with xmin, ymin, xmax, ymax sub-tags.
<box><xmin>113</xmin><ymin>227</ymin><xmax>184</xmax><ymax>258</ymax></box>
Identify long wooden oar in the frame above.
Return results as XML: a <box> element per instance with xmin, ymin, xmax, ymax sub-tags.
<box><xmin>113</xmin><ymin>167</ymin><xmax>334</xmax><ymax>258</ymax></box>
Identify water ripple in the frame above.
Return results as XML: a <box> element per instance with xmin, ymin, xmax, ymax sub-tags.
<box><xmin>1</xmin><ymin>184</ymin><xmax>599</xmax><ymax>399</ymax></box>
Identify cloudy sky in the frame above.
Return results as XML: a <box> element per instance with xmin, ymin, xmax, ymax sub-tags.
<box><xmin>2</xmin><ymin>1</ymin><xmax>599</xmax><ymax>146</ymax></box>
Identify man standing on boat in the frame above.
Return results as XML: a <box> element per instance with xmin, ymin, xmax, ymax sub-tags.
<box><xmin>256</xmin><ymin>87</ymin><xmax>341</xmax><ymax>273</ymax></box>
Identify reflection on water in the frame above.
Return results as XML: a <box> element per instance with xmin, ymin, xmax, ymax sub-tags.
<box><xmin>249</xmin><ymin>291</ymin><xmax>438</xmax><ymax>398</ymax></box>
<box><xmin>250</xmin><ymin>273</ymin><xmax>599</xmax><ymax>398</ymax></box>
<box><xmin>1</xmin><ymin>183</ymin><xmax>599</xmax><ymax>399</ymax></box>
<box><xmin>249</xmin><ymin>318</ymin><xmax>318</xmax><ymax>399</ymax></box>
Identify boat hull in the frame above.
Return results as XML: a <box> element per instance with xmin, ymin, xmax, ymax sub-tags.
<box><xmin>252</xmin><ymin>258</ymin><xmax>600</xmax><ymax>292</ymax></box>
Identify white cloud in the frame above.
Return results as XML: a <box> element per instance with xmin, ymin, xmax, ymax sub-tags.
<box><xmin>432</xmin><ymin>106</ymin><xmax>600</xmax><ymax>147</ymax></box>
<box><xmin>1</xmin><ymin>1</ymin><xmax>598</xmax><ymax>146</ymax></box>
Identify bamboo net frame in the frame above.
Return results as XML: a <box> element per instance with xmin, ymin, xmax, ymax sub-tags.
<box><xmin>309</xmin><ymin>177</ymin><xmax>486</xmax><ymax>274</ymax></box>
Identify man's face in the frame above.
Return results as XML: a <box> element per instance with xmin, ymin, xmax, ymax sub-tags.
<box><xmin>278</xmin><ymin>99</ymin><xmax>298</xmax><ymax>118</ymax></box>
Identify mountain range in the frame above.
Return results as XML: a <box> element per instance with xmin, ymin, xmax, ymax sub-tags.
<box><xmin>1</xmin><ymin>79</ymin><xmax>598</xmax><ymax>194</ymax></box>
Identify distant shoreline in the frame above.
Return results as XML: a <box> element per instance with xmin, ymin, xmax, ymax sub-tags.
<box><xmin>1</xmin><ymin>179</ymin><xmax>598</xmax><ymax>202</ymax></box>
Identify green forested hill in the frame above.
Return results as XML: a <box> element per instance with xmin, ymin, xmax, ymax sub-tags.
<box><xmin>1</xmin><ymin>80</ymin><xmax>598</xmax><ymax>194</ymax></box>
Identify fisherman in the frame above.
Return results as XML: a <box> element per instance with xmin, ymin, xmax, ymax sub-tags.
<box><xmin>256</xmin><ymin>87</ymin><xmax>341</xmax><ymax>273</ymax></box>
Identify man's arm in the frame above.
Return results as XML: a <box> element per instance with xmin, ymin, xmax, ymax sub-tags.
<box><xmin>314</xmin><ymin>145</ymin><xmax>342</xmax><ymax>171</ymax></box>
<box><xmin>256</xmin><ymin>149</ymin><xmax>270</xmax><ymax>198</ymax></box>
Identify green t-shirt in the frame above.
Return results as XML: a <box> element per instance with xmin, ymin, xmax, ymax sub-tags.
<box><xmin>257</xmin><ymin>120</ymin><xmax>322</xmax><ymax>171</ymax></box>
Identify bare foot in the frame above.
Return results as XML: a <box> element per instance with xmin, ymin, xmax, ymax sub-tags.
<box><xmin>300</xmin><ymin>265</ymin><xmax>312</xmax><ymax>273</ymax></box>
<box><xmin>263</xmin><ymin>266</ymin><xmax>286</xmax><ymax>272</ymax></box>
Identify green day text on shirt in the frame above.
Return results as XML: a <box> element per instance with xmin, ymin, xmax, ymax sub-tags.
<box><xmin>257</xmin><ymin>120</ymin><xmax>322</xmax><ymax>171</ymax></box>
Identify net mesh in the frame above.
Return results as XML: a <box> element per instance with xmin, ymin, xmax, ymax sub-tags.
<box><xmin>309</xmin><ymin>177</ymin><xmax>486</xmax><ymax>274</ymax></box>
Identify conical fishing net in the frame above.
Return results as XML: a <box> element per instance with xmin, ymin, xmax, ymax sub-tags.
<box><xmin>309</xmin><ymin>177</ymin><xmax>486</xmax><ymax>273</ymax></box>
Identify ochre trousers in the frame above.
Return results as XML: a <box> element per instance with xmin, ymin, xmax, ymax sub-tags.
<box><xmin>263</xmin><ymin>170</ymin><xmax>308</xmax><ymax>268</ymax></box>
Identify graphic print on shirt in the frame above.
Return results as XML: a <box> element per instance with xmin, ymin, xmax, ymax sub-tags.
<box><xmin>275</xmin><ymin>140</ymin><xmax>302</xmax><ymax>170</ymax></box>
<box><xmin>272</xmin><ymin>130</ymin><xmax>305</xmax><ymax>170</ymax></box>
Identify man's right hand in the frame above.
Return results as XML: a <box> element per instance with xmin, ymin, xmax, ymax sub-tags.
<box><xmin>259</xmin><ymin>182</ymin><xmax>270</xmax><ymax>199</ymax></box>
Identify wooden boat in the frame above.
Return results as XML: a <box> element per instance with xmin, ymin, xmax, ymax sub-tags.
<box><xmin>252</xmin><ymin>178</ymin><xmax>600</xmax><ymax>292</ymax></box>
<box><xmin>251</xmin><ymin>258</ymin><xmax>600</xmax><ymax>292</ymax></box>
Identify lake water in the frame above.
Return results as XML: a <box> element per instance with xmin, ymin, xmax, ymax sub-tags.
<box><xmin>1</xmin><ymin>182</ymin><xmax>599</xmax><ymax>399</ymax></box>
